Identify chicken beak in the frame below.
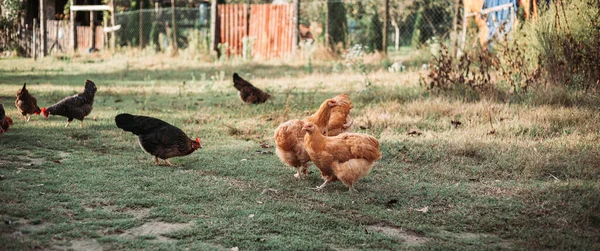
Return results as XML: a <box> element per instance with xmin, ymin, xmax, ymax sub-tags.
<box><xmin>196</xmin><ymin>137</ymin><xmax>202</xmax><ymax>149</ymax></box>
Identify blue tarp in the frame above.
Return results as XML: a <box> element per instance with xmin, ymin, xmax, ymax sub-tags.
<box><xmin>483</xmin><ymin>0</ymin><xmax>517</xmax><ymax>39</ymax></box>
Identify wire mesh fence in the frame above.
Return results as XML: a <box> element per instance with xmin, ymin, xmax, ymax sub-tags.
<box><xmin>4</xmin><ymin>0</ymin><xmax>522</xmax><ymax>60</ymax></box>
<box><xmin>298</xmin><ymin>0</ymin><xmax>457</xmax><ymax>54</ymax></box>
<box><xmin>114</xmin><ymin>6</ymin><xmax>211</xmax><ymax>52</ymax></box>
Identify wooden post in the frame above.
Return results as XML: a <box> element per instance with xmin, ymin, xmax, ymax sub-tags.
<box><xmin>171</xmin><ymin>0</ymin><xmax>178</xmax><ymax>55</ymax></box>
<box><xmin>33</xmin><ymin>18</ymin><xmax>37</xmax><ymax>60</ymax></box>
<box><xmin>291</xmin><ymin>0</ymin><xmax>299</xmax><ymax>56</ymax></box>
<box><xmin>460</xmin><ymin>5</ymin><xmax>467</xmax><ymax>56</ymax></box>
<box><xmin>392</xmin><ymin>20</ymin><xmax>399</xmax><ymax>51</ymax></box>
<box><xmin>71</xmin><ymin>0</ymin><xmax>76</xmax><ymax>52</ymax></box>
<box><xmin>382</xmin><ymin>0</ymin><xmax>389</xmax><ymax>55</ymax></box>
<box><xmin>111</xmin><ymin>0</ymin><xmax>116</xmax><ymax>50</ymax></box>
<box><xmin>91</xmin><ymin>11</ymin><xmax>96</xmax><ymax>49</ymax></box>
<box><xmin>210</xmin><ymin>0</ymin><xmax>218</xmax><ymax>57</ymax></box>
<box><xmin>139</xmin><ymin>0</ymin><xmax>144</xmax><ymax>49</ymax></box>
<box><xmin>39</xmin><ymin>0</ymin><xmax>47</xmax><ymax>57</ymax></box>
<box><xmin>452</xmin><ymin>0</ymin><xmax>459</xmax><ymax>56</ymax></box>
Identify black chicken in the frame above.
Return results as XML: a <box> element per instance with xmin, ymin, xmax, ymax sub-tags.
<box><xmin>115</xmin><ymin>113</ymin><xmax>202</xmax><ymax>166</ymax></box>
<box><xmin>42</xmin><ymin>79</ymin><xmax>97</xmax><ymax>127</ymax></box>
<box><xmin>233</xmin><ymin>73</ymin><xmax>271</xmax><ymax>104</ymax></box>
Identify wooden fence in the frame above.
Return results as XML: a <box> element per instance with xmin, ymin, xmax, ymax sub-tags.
<box><xmin>46</xmin><ymin>20</ymin><xmax>71</xmax><ymax>54</ymax></box>
<box><xmin>76</xmin><ymin>25</ymin><xmax>105</xmax><ymax>51</ymax></box>
<box><xmin>0</xmin><ymin>20</ymin><xmax>107</xmax><ymax>57</ymax></box>
<box><xmin>218</xmin><ymin>4</ymin><xmax>248</xmax><ymax>56</ymax></box>
<box><xmin>218</xmin><ymin>4</ymin><xmax>293</xmax><ymax>59</ymax></box>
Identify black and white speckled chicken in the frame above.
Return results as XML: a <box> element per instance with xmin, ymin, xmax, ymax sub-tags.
<box><xmin>41</xmin><ymin>79</ymin><xmax>97</xmax><ymax>127</ymax></box>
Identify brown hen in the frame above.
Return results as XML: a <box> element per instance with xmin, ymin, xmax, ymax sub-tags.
<box><xmin>233</xmin><ymin>73</ymin><xmax>271</xmax><ymax>104</ymax></box>
<box><xmin>326</xmin><ymin>94</ymin><xmax>353</xmax><ymax>136</ymax></box>
<box><xmin>302</xmin><ymin>122</ymin><xmax>381</xmax><ymax>192</ymax></box>
<box><xmin>0</xmin><ymin>104</ymin><xmax>13</xmax><ymax>134</ymax></box>
<box><xmin>274</xmin><ymin>98</ymin><xmax>340</xmax><ymax>178</ymax></box>
<box><xmin>15</xmin><ymin>83</ymin><xmax>41</xmax><ymax>121</ymax></box>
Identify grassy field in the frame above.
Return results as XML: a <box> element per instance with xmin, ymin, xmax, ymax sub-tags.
<box><xmin>0</xmin><ymin>54</ymin><xmax>599</xmax><ymax>250</ymax></box>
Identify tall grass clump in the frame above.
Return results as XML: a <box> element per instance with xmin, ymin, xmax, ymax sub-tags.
<box><xmin>518</xmin><ymin>0</ymin><xmax>600</xmax><ymax>94</ymax></box>
<box><xmin>423</xmin><ymin>0</ymin><xmax>599</xmax><ymax>105</ymax></box>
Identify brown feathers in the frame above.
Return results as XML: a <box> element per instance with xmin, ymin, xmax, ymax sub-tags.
<box><xmin>0</xmin><ymin>104</ymin><xmax>13</xmax><ymax>133</ymax></box>
<box><xmin>302</xmin><ymin>122</ymin><xmax>381</xmax><ymax>192</ymax></box>
<box><xmin>15</xmin><ymin>83</ymin><xmax>41</xmax><ymax>121</ymax></box>
<box><xmin>233</xmin><ymin>73</ymin><xmax>271</xmax><ymax>104</ymax></box>
<box><xmin>274</xmin><ymin>98</ymin><xmax>341</xmax><ymax>178</ymax></box>
<box><xmin>326</xmin><ymin>94</ymin><xmax>353</xmax><ymax>136</ymax></box>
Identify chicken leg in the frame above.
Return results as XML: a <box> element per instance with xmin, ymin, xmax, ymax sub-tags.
<box><xmin>294</xmin><ymin>165</ymin><xmax>309</xmax><ymax>179</ymax></box>
<box><xmin>65</xmin><ymin>118</ymin><xmax>74</xmax><ymax>127</ymax></box>
<box><xmin>348</xmin><ymin>185</ymin><xmax>358</xmax><ymax>193</ymax></box>
<box><xmin>312</xmin><ymin>180</ymin><xmax>331</xmax><ymax>191</ymax></box>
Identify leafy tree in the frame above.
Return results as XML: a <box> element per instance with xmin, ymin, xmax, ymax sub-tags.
<box><xmin>326</xmin><ymin>1</ymin><xmax>347</xmax><ymax>53</ymax></box>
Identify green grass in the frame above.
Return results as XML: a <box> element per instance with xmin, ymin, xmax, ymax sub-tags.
<box><xmin>0</xmin><ymin>55</ymin><xmax>599</xmax><ymax>250</ymax></box>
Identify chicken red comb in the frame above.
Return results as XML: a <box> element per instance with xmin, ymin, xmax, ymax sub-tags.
<box><xmin>195</xmin><ymin>137</ymin><xmax>201</xmax><ymax>144</ymax></box>
<box><xmin>41</xmin><ymin>107</ymin><xmax>49</xmax><ymax>118</ymax></box>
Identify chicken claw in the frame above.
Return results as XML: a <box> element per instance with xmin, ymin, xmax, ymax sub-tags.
<box><xmin>311</xmin><ymin>180</ymin><xmax>330</xmax><ymax>191</ymax></box>
<box><xmin>348</xmin><ymin>185</ymin><xmax>358</xmax><ymax>193</ymax></box>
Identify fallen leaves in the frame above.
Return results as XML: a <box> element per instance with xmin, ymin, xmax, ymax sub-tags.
<box><xmin>261</xmin><ymin>188</ymin><xmax>278</xmax><ymax>195</ymax></box>
<box><xmin>385</xmin><ymin>199</ymin><xmax>398</xmax><ymax>208</ymax></box>
<box><xmin>407</xmin><ymin>130</ymin><xmax>422</xmax><ymax>136</ymax></box>
<box><xmin>450</xmin><ymin>120</ymin><xmax>462</xmax><ymax>128</ymax></box>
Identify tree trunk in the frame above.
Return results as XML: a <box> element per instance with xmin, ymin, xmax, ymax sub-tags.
<box><xmin>452</xmin><ymin>0</ymin><xmax>459</xmax><ymax>56</ymax></box>
<box><xmin>111</xmin><ymin>0</ymin><xmax>116</xmax><ymax>50</ymax></box>
<box><xmin>70</xmin><ymin>0</ymin><xmax>76</xmax><ymax>52</ymax></box>
<box><xmin>91</xmin><ymin>11</ymin><xmax>96</xmax><ymax>49</ymax></box>
<box><xmin>210</xmin><ymin>0</ymin><xmax>219</xmax><ymax>57</ymax></box>
<box><xmin>291</xmin><ymin>0</ymin><xmax>299</xmax><ymax>56</ymax></box>
<box><xmin>171</xmin><ymin>0</ymin><xmax>178</xmax><ymax>55</ymax></box>
<box><xmin>139</xmin><ymin>0</ymin><xmax>144</xmax><ymax>49</ymax></box>
<box><xmin>39</xmin><ymin>0</ymin><xmax>46</xmax><ymax>57</ymax></box>
<box><xmin>326</xmin><ymin>1</ymin><xmax>347</xmax><ymax>54</ymax></box>
<box><xmin>382</xmin><ymin>0</ymin><xmax>389</xmax><ymax>54</ymax></box>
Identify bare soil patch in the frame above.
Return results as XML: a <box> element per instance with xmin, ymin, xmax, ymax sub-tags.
<box><xmin>120</xmin><ymin>221</ymin><xmax>195</xmax><ymax>243</ymax></box>
<box><xmin>367</xmin><ymin>224</ymin><xmax>428</xmax><ymax>246</ymax></box>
